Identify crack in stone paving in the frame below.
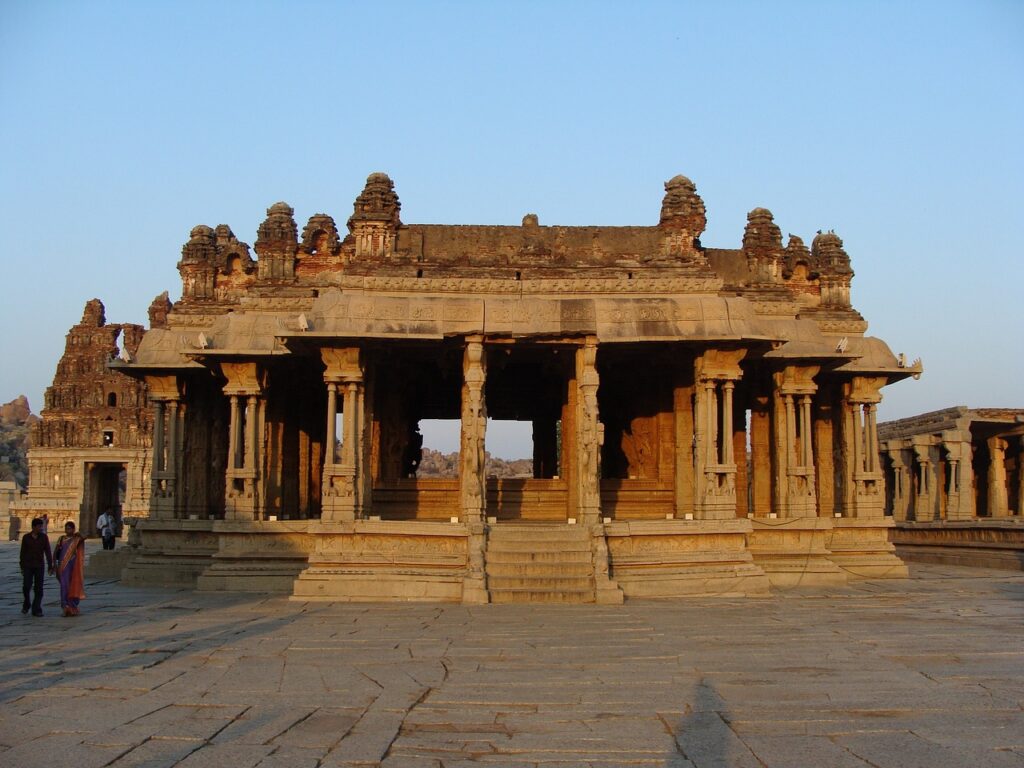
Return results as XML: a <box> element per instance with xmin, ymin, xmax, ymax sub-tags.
<box><xmin>380</xmin><ymin>685</ymin><xmax>433</xmax><ymax>762</ymax></box>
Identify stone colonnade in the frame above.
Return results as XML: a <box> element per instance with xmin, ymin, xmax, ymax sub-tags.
<box><xmin>142</xmin><ymin>339</ymin><xmax>899</xmax><ymax>524</ymax></box>
<box><xmin>884</xmin><ymin>428</ymin><xmax>1023</xmax><ymax>522</ymax></box>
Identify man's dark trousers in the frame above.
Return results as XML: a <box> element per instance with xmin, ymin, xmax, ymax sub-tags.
<box><xmin>22</xmin><ymin>566</ymin><xmax>44</xmax><ymax>614</ymax></box>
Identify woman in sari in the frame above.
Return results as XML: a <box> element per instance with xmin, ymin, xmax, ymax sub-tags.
<box><xmin>52</xmin><ymin>521</ymin><xmax>86</xmax><ymax>616</ymax></box>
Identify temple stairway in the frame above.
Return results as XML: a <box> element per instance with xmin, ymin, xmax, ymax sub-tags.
<box><xmin>485</xmin><ymin>523</ymin><xmax>597</xmax><ymax>603</ymax></box>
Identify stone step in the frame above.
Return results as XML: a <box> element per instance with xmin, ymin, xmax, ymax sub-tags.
<box><xmin>485</xmin><ymin>549</ymin><xmax>593</xmax><ymax>564</ymax></box>
<box><xmin>488</xmin><ymin>575</ymin><xmax>595</xmax><ymax>591</ymax></box>
<box><xmin>484</xmin><ymin>524</ymin><xmax>599</xmax><ymax>603</ymax></box>
<box><xmin>489</xmin><ymin>588</ymin><xmax>597</xmax><ymax>604</ymax></box>
<box><xmin>485</xmin><ymin>561</ymin><xmax>594</xmax><ymax>578</ymax></box>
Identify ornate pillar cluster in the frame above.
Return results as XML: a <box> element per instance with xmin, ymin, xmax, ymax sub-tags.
<box><xmin>772</xmin><ymin>366</ymin><xmax>820</xmax><ymax>517</ymax></box>
<box><xmin>221</xmin><ymin>362</ymin><xmax>267</xmax><ymax>521</ymax></box>
<box><xmin>940</xmin><ymin>430</ymin><xmax>975</xmax><ymax>520</ymax></box>
<box><xmin>144</xmin><ymin>375</ymin><xmax>185</xmax><ymax>520</ymax></box>
<box><xmin>693</xmin><ymin>349</ymin><xmax>745</xmax><ymax>520</ymax></box>
<box><xmin>987</xmin><ymin>436</ymin><xmax>1010</xmax><ymax>517</ymax></box>
<box><xmin>841</xmin><ymin>376</ymin><xmax>886</xmax><ymax>518</ymax></box>
<box><xmin>574</xmin><ymin>337</ymin><xmax>603</xmax><ymax>525</ymax></box>
<box><xmin>321</xmin><ymin>348</ymin><xmax>369</xmax><ymax>522</ymax></box>
<box><xmin>460</xmin><ymin>336</ymin><xmax>487</xmax><ymax>524</ymax></box>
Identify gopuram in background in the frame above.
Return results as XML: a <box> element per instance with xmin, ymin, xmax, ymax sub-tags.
<box><xmin>879</xmin><ymin>408</ymin><xmax>1024</xmax><ymax>570</ymax></box>
<box><xmin>22</xmin><ymin>173</ymin><xmax>923</xmax><ymax>601</ymax></box>
<box><xmin>11</xmin><ymin>300</ymin><xmax>151</xmax><ymax>544</ymax></box>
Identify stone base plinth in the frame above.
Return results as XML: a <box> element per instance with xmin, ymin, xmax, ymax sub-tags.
<box><xmin>84</xmin><ymin>547</ymin><xmax>138</xmax><ymax>579</ymax></box>
<box><xmin>194</xmin><ymin>521</ymin><xmax>315</xmax><ymax>593</ymax></box>
<box><xmin>893</xmin><ymin>520</ymin><xmax>1024</xmax><ymax>571</ymax></box>
<box><xmin>290</xmin><ymin>520</ymin><xmax>470</xmax><ymax>602</ymax></box>
<box><xmin>749</xmin><ymin>517</ymin><xmax>847</xmax><ymax>587</ymax></box>
<box><xmin>606</xmin><ymin>519</ymin><xmax>770</xmax><ymax>597</ymax></box>
<box><xmin>829</xmin><ymin>517</ymin><xmax>909</xmax><ymax>579</ymax></box>
<box><xmin>121</xmin><ymin>520</ymin><xmax>219</xmax><ymax>587</ymax></box>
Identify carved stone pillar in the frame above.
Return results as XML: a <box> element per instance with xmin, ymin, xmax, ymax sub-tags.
<box><xmin>151</xmin><ymin>400</ymin><xmax>165</xmax><ymax>497</ymax></box>
<box><xmin>673</xmin><ymin>380</ymin><xmax>697</xmax><ymax>519</ymax></box>
<box><xmin>459</xmin><ymin>336</ymin><xmax>490</xmax><ymax>604</ymax></box>
<box><xmin>694</xmin><ymin>349</ymin><xmax>745</xmax><ymax>519</ymax></box>
<box><xmin>227</xmin><ymin>395</ymin><xmax>241</xmax><ymax>473</ymax></box>
<box><xmin>912</xmin><ymin>440</ymin><xmax>935</xmax><ymax>522</ymax></box>
<box><xmin>987</xmin><ymin>436</ymin><xmax>1009</xmax><ymax>517</ymax></box>
<box><xmin>460</xmin><ymin>337</ymin><xmax>487</xmax><ymax>524</ymax></box>
<box><xmin>771</xmin><ymin>366</ymin><xmax>819</xmax><ymax>517</ymax></box>
<box><xmin>321</xmin><ymin>348</ymin><xmax>367</xmax><ymax>521</ymax></box>
<box><xmin>220</xmin><ymin>362</ymin><xmax>267</xmax><ymax>521</ymax></box>
<box><xmin>325</xmin><ymin>383</ymin><xmax>338</xmax><ymax>465</ymax></box>
<box><xmin>149</xmin><ymin>399</ymin><xmax>166</xmax><ymax>520</ymax></box>
<box><xmin>749</xmin><ymin>393</ymin><xmax>771</xmax><ymax>517</ymax></box>
<box><xmin>840</xmin><ymin>376</ymin><xmax>886</xmax><ymax>518</ymax></box>
<box><xmin>144</xmin><ymin>374</ymin><xmax>184</xmax><ymax>520</ymax></box>
<box><xmin>884</xmin><ymin>445</ymin><xmax>910</xmax><ymax>522</ymax></box>
<box><xmin>573</xmin><ymin>338</ymin><xmax>602</xmax><ymax>525</ymax></box>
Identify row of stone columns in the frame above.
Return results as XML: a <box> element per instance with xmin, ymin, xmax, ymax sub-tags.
<box><xmin>886</xmin><ymin>430</ymin><xmax>1022</xmax><ymax>521</ymax></box>
<box><xmin>144</xmin><ymin>346</ymin><xmax>909</xmax><ymax>524</ymax></box>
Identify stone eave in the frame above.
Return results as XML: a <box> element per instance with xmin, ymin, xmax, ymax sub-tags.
<box><xmin>184</xmin><ymin>348</ymin><xmax>292</xmax><ymax>360</ymax></box>
<box><xmin>108</xmin><ymin>359</ymin><xmax>205</xmax><ymax>377</ymax></box>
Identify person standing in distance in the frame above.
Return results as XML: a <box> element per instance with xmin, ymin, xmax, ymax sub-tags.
<box><xmin>97</xmin><ymin>508</ymin><xmax>116</xmax><ymax>550</ymax></box>
<box><xmin>20</xmin><ymin>518</ymin><xmax>53</xmax><ymax>617</ymax></box>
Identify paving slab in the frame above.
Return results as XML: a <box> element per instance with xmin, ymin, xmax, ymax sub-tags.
<box><xmin>0</xmin><ymin>542</ymin><xmax>1022</xmax><ymax>767</ymax></box>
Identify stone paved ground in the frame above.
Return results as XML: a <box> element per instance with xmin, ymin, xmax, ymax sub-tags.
<box><xmin>0</xmin><ymin>541</ymin><xmax>1022</xmax><ymax>768</ymax></box>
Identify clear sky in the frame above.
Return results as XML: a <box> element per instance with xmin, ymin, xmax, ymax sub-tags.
<box><xmin>1</xmin><ymin>1</ymin><xmax>1021</xmax><ymax>459</ymax></box>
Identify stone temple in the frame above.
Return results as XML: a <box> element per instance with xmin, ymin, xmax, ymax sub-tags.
<box><xmin>20</xmin><ymin>173</ymin><xmax>924</xmax><ymax>601</ymax></box>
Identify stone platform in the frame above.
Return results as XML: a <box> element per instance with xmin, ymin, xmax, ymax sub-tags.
<box><xmin>1</xmin><ymin>541</ymin><xmax>1022</xmax><ymax>767</ymax></box>
<box><xmin>893</xmin><ymin>520</ymin><xmax>1024</xmax><ymax>571</ymax></box>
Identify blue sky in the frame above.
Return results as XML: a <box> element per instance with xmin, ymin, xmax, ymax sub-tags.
<box><xmin>1</xmin><ymin>1</ymin><xmax>1021</xmax><ymax>458</ymax></box>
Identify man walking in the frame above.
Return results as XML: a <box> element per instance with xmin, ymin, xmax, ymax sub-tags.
<box><xmin>97</xmin><ymin>508</ymin><xmax>116</xmax><ymax>550</ymax></box>
<box><xmin>20</xmin><ymin>518</ymin><xmax>53</xmax><ymax>617</ymax></box>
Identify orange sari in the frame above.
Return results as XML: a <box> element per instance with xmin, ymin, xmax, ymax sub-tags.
<box><xmin>54</xmin><ymin>533</ymin><xmax>85</xmax><ymax>615</ymax></box>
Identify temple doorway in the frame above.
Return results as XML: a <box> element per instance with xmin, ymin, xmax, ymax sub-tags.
<box><xmin>82</xmin><ymin>461</ymin><xmax>125</xmax><ymax>538</ymax></box>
